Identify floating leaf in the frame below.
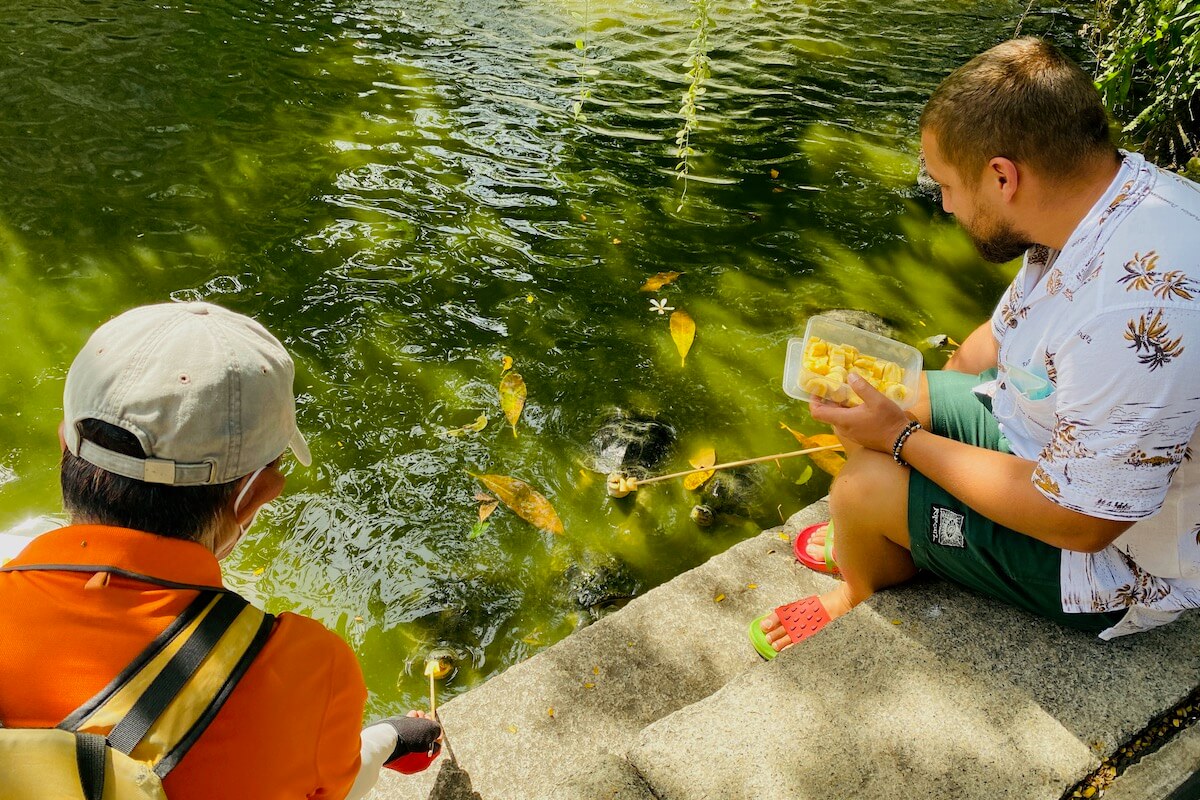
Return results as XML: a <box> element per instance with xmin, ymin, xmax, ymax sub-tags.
<box><xmin>467</xmin><ymin>520</ymin><xmax>491</xmax><ymax>540</ymax></box>
<box><xmin>499</xmin><ymin>371</ymin><xmax>527</xmax><ymax>436</ymax></box>
<box><xmin>794</xmin><ymin>464</ymin><xmax>814</xmax><ymax>486</ymax></box>
<box><xmin>447</xmin><ymin>414</ymin><xmax>488</xmax><ymax>437</ymax></box>
<box><xmin>612</xmin><ymin>238</ymin><xmax>622</xmax><ymax>245</ymax></box>
<box><xmin>252</xmin><ymin>567</ymin><xmax>265</xmax><ymax>576</ymax></box>
<box><xmin>471</xmin><ymin>473</ymin><xmax>564</xmax><ymax>534</ymax></box>
<box><xmin>640</xmin><ymin>271</ymin><xmax>681</xmax><ymax>292</ymax></box>
<box><xmin>475</xmin><ymin>491</ymin><xmax>500</xmax><ymax>522</ymax></box>
<box><xmin>670</xmin><ymin>309</ymin><xmax>696</xmax><ymax>366</ymax></box>
<box><xmin>526</xmin><ymin>294</ymin><xmax>535</xmax><ymax>303</ymax></box>
<box><xmin>683</xmin><ymin>446</ymin><xmax>717</xmax><ymax>490</ymax></box>
<box><xmin>780</xmin><ymin>423</ymin><xmax>846</xmax><ymax>477</ymax></box>
<box><xmin>501</xmin><ymin>355</ymin><xmax>514</xmax><ymax>373</ymax></box>
<box><xmin>769</xmin><ymin>168</ymin><xmax>780</xmax><ymax>179</ymax></box>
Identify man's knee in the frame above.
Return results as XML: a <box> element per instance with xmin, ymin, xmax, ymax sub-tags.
<box><xmin>829</xmin><ymin>450</ymin><xmax>909</xmax><ymax>528</ymax></box>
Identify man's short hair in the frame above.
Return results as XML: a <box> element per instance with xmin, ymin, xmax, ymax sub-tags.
<box><xmin>62</xmin><ymin>419</ymin><xmax>239</xmax><ymax>541</ymax></box>
<box><xmin>919</xmin><ymin>38</ymin><xmax>1115</xmax><ymax>184</ymax></box>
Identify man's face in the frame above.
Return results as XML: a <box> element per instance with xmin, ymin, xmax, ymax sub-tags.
<box><xmin>920</xmin><ymin>129</ymin><xmax>1031</xmax><ymax>264</ymax></box>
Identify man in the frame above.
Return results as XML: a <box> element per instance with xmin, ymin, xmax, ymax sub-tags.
<box><xmin>755</xmin><ymin>37</ymin><xmax>1200</xmax><ymax>655</ymax></box>
<box><xmin>0</xmin><ymin>302</ymin><xmax>439</xmax><ymax>798</ymax></box>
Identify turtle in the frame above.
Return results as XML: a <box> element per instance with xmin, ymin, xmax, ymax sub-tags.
<box><xmin>583</xmin><ymin>409</ymin><xmax>676</xmax><ymax>480</ymax></box>
<box><xmin>820</xmin><ymin>309</ymin><xmax>896</xmax><ymax>339</ymax></box>
<box><xmin>562</xmin><ymin>555</ymin><xmax>639</xmax><ymax>621</ymax></box>
<box><xmin>689</xmin><ymin>466</ymin><xmax>768</xmax><ymax>528</ymax></box>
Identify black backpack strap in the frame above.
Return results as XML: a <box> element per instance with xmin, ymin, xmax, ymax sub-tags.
<box><xmin>58</xmin><ymin>590</ymin><xmax>214</xmax><ymax>731</ymax></box>
<box><xmin>153</xmin><ymin>607</ymin><xmax>273</xmax><ymax>777</ymax></box>
<box><xmin>75</xmin><ymin>732</ymin><xmax>108</xmax><ymax>800</ymax></box>
<box><xmin>106</xmin><ymin>592</ymin><xmax>247</xmax><ymax>755</ymax></box>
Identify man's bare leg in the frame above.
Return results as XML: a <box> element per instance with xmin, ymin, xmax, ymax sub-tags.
<box><xmin>767</xmin><ymin>373</ymin><xmax>933</xmax><ymax>652</ymax></box>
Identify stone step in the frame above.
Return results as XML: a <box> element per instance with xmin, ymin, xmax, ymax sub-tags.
<box><xmin>372</xmin><ymin>501</ymin><xmax>1200</xmax><ymax>799</ymax></box>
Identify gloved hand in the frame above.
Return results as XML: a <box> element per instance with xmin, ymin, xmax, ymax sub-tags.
<box><xmin>375</xmin><ymin>714</ymin><xmax>442</xmax><ymax>774</ymax></box>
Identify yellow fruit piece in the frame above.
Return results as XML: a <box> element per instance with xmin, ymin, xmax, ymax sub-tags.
<box><xmin>800</xmin><ymin>335</ymin><xmax>908</xmax><ymax>407</ymax></box>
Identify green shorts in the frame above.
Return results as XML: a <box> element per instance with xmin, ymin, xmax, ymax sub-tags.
<box><xmin>906</xmin><ymin>370</ymin><xmax>1122</xmax><ymax>633</ymax></box>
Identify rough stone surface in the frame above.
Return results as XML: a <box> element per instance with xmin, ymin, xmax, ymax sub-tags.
<box><xmin>1103</xmin><ymin>724</ymin><xmax>1200</xmax><ymax>800</ymax></box>
<box><xmin>372</xmin><ymin>501</ymin><xmax>1200</xmax><ymax>800</ymax></box>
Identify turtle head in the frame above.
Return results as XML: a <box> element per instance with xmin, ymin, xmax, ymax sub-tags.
<box><xmin>689</xmin><ymin>504</ymin><xmax>715</xmax><ymax>527</ymax></box>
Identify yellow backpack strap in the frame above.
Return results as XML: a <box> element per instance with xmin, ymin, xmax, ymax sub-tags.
<box><xmin>53</xmin><ymin>586</ymin><xmax>274</xmax><ymax>778</ymax></box>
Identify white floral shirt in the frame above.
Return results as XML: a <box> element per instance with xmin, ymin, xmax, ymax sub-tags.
<box><xmin>984</xmin><ymin>152</ymin><xmax>1200</xmax><ymax>639</ymax></box>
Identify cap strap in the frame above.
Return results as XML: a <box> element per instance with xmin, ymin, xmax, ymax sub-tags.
<box><xmin>77</xmin><ymin>439</ymin><xmax>215</xmax><ymax>486</ymax></box>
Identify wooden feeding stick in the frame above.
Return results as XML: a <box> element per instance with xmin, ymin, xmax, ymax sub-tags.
<box><xmin>606</xmin><ymin>443</ymin><xmax>843</xmax><ymax>497</ymax></box>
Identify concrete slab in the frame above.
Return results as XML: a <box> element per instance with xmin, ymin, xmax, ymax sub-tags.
<box><xmin>372</xmin><ymin>503</ymin><xmax>832</xmax><ymax>800</ymax></box>
<box><xmin>1103</xmin><ymin>724</ymin><xmax>1200</xmax><ymax>800</ymax></box>
<box><xmin>372</xmin><ymin>500</ymin><xmax>1200</xmax><ymax>800</ymax></box>
<box><xmin>628</xmin><ymin>578</ymin><xmax>1200</xmax><ymax>799</ymax></box>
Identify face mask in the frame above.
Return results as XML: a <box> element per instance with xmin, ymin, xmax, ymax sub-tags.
<box><xmin>216</xmin><ymin>466</ymin><xmax>268</xmax><ymax>560</ymax></box>
<box><xmin>233</xmin><ymin>466</ymin><xmax>268</xmax><ymax>536</ymax></box>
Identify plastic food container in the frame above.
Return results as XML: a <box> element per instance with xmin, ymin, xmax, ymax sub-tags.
<box><xmin>783</xmin><ymin>315</ymin><xmax>923</xmax><ymax>409</ymax></box>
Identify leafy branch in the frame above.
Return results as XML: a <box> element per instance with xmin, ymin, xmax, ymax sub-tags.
<box><xmin>674</xmin><ymin>0</ymin><xmax>713</xmax><ymax>211</ymax></box>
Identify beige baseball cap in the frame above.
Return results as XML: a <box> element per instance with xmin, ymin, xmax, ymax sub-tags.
<box><xmin>63</xmin><ymin>302</ymin><xmax>312</xmax><ymax>486</ymax></box>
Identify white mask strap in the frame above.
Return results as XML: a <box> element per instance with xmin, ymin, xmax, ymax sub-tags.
<box><xmin>234</xmin><ymin>467</ymin><xmax>267</xmax><ymax>519</ymax></box>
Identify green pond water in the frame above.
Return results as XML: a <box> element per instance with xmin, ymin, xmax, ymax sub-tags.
<box><xmin>0</xmin><ymin>0</ymin><xmax>1086</xmax><ymax>715</ymax></box>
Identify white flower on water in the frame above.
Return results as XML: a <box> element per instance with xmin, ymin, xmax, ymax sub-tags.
<box><xmin>650</xmin><ymin>298</ymin><xmax>675</xmax><ymax>315</ymax></box>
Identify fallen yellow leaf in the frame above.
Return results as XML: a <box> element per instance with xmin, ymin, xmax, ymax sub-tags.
<box><xmin>253</xmin><ymin>567</ymin><xmax>265</xmax><ymax>576</ymax></box>
<box><xmin>683</xmin><ymin>446</ymin><xmax>717</xmax><ymax>490</ymax></box>
<box><xmin>471</xmin><ymin>473</ymin><xmax>565</xmax><ymax>534</ymax></box>
<box><xmin>500</xmin><ymin>371</ymin><xmax>527</xmax><ymax>437</ymax></box>
<box><xmin>769</xmin><ymin>168</ymin><xmax>780</xmax><ymax>179</ymax></box>
<box><xmin>583</xmin><ymin>682</ymin><xmax>595</xmax><ymax>689</ymax></box>
<box><xmin>447</xmin><ymin>414</ymin><xmax>488</xmax><ymax>437</ymax></box>
<box><xmin>507</xmin><ymin>724</ymin><xmax>519</xmax><ymax>733</ymax></box>
<box><xmin>780</xmin><ymin>422</ymin><xmax>846</xmax><ymax>477</ymax></box>
<box><xmin>612</xmin><ymin>238</ymin><xmax>622</xmax><ymax>245</ymax></box>
<box><xmin>670</xmin><ymin>309</ymin><xmax>696</xmax><ymax>367</ymax></box>
<box><xmin>548</xmin><ymin>707</ymin><xmax>556</xmax><ymax>718</ymax></box>
<box><xmin>641</xmin><ymin>271</ymin><xmax>681</xmax><ymax>292</ymax></box>
<box><xmin>714</xmin><ymin>593</ymin><xmax>726</xmax><ymax>603</ymax></box>
<box><xmin>526</xmin><ymin>294</ymin><xmax>535</xmax><ymax>303</ymax></box>
<box><xmin>501</xmin><ymin>355</ymin><xmax>513</xmax><ymax>372</ymax></box>
<box><xmin>747</xmin><ymin>583</ymin><xmax>758</xmax><ymax>589</ymax></box>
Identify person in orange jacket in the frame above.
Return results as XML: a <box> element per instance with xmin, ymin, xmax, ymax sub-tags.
<box><xmin>0</xmin><ymin>302</ymin><xmax>440</xmax><ymax>799</ymax></box>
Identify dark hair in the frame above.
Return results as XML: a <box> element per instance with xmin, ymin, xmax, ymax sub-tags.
<box><xmin>919</xmin><ymin>38</ymin><xmax>1115</xmax><ymax>183</ymax></box>
<box><xmin>61</xmin><ymin>419</ymin><xmax>239</xmax><ymax>541</ymax></box>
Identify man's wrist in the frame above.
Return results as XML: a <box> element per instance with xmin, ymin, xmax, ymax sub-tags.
<box><xmin>891</xmin><ymin>420</ymin><xmax>923</xmax><ymax>467</ymax></box>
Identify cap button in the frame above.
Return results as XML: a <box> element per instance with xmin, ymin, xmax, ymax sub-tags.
<box><xmin>186</xmin><ymin>303</ymin><xmax>210</xmax><ymax>315</ymax></box>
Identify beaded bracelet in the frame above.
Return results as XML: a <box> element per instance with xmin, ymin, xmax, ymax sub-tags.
<box><xmin>891</xmin><ymin>420</ymin><xmax>922</xmax><ymax>467</ymax></box>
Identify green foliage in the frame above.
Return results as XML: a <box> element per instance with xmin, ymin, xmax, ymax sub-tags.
<box><xmin>1091</xmin><ymin>0</ymin><xmax>1200</xmax><ymax>173</ymax></box>
<box><xmin>674</xmin><ymin>0</ymin><xmax>713</xmax><ymax>211</ymax></box>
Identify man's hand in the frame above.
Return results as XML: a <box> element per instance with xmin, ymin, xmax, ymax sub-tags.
<box><xmin>810</xmin><ymin>374</ymin><xmax>913</xmax><ymax>453</ymax></box>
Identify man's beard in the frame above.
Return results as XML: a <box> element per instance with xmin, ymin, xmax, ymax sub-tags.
<box><xmin>964</xmin><ymin>210</ymin><xmax>1033</xmax><ymax>264</ymax></box>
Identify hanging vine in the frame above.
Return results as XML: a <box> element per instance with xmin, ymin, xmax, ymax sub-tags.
<box><xmin>674</xmin><ymin>0</ymin><xmax>713</xmax><ymax>211</ymax></box>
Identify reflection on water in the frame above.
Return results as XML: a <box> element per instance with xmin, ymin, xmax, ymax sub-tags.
<box><xmin>0</xmin><ymin>0</ymin><xmax>1085</xmax><ymax>714</ymax></box>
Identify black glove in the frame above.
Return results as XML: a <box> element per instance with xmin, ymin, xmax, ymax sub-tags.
<box><xmin>380</xmin><ymin>715</ymin><xmax>442</xmax><ymax>763</ymax></box>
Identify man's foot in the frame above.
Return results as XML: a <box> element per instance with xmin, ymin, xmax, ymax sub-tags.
<box><xmin>758</xmin><ymin>583</ymin><xmax>854</xmax><ymax>653</ymax></box>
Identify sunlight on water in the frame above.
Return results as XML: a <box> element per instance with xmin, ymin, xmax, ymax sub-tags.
<box><xmin>0</xmin><ymin>0</ymin><xmax>1086</xmax><ymax>714</ymax></box>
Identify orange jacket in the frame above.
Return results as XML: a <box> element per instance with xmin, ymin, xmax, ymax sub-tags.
<box><xmin>0</xmin><ymin>525</ymin><xmax>367</xmax><ymax>799</ymax></box>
